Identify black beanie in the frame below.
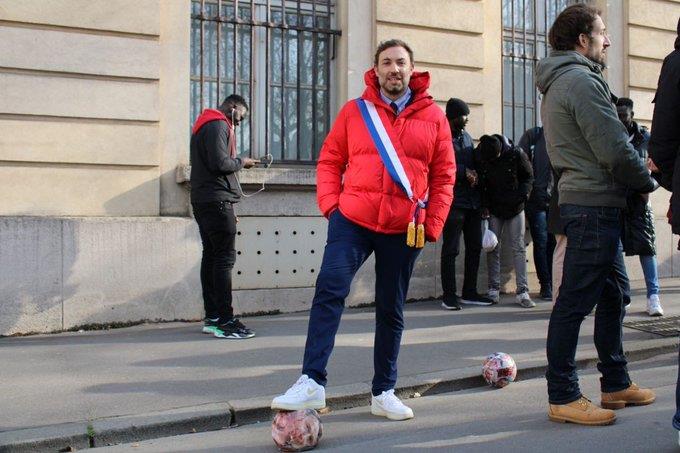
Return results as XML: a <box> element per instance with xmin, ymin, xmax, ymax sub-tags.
<box><xmin>478</xmin><ymin>135</ymin><xmax>502</xmax><ymax>161</ymax></box>
<box><xmin>445</xmin><ymin>98</ymin><xmax>470</xmax><ymax>119</ymax></box>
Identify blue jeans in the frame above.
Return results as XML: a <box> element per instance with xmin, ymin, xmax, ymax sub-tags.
<box><xmin>639</xmin><ymin>255</ymin><xmax>660</xmax><ymax>297</ymax></box>
<box><xmin>527</xmin><ymin>209</ymin><xmax>556</xmax><ymax>288</ymax></box>
<box><xmin>302</xmin><ymin>210</ymin><xmax>421</xmax><ymax>396</ymax></box>
<box><xmin>546</xmin><ymin>205</ymin><xmax>631</xmax><ymax>404</ymax></box>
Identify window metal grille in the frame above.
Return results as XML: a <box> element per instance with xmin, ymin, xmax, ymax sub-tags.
<box><xmin>191</xmin><ymin>0</ymin><xmax>341</xmax><ymax>163</ymax></box>
<box><xmin>501</xmin><ymin>0</ymin><xmax>584</xmax><ymax>143</ymax></box>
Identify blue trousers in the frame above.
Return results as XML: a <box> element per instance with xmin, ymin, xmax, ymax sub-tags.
<box><xmin>526</xmin><ymin>209</ymin><xmax>556</xmax><ymax>288</ymax></box>
<box><xmin>302</xmin><ymin>210</ymin><xmax>421</xmax><ymax>396</ymax></box>
<box><xmin>546</xmin><ymin>205</ymin><xmax>631</xmax><ymax>404</ymax></box>
<box><xmin>639</xmin><ymin>254</ymin><xmax>660</xmax><ymax>297</ymax></box>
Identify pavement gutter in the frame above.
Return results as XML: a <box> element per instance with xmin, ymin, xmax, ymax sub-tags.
<box><xmin>0</xmin><ymin>337</ymin><xmax>676</xmax><ymax>453</ymax></box>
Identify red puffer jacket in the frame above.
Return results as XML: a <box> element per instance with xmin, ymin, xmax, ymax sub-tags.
<box><xmin>316</xmin><ymin>69</ymin><xmax>456</xmax><ymax>241</ymax></box>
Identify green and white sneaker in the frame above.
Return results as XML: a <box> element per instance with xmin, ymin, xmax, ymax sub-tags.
<box><xmin>214</xmin><ymin>318</ymin><xmax>255</xmax><ymax>339</ymax></box>
<box><xmin>202</xmin><ymin>318</ymin><xmax>221</xmax><ymax>334</ymax></box>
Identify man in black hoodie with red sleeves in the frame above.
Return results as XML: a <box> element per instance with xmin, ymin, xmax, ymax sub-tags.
<box><xmin>190</xmin><ymin>94</ymin><xmax>258</xmax><ymax>339</ymax></box>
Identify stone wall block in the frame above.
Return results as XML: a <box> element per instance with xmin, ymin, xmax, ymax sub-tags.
<box><xmin>0</xmin><ymin>217</ymin><xmax>63</xmax><ymax>335</ymax></box>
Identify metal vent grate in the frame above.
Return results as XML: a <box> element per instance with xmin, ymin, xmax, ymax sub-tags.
<box><xmin>233</xmin><ymin>216</ymin><xmax>326</xmax><ymax>290</ymax></box>
<box><xmin>623</xmin><ymin>315</ymin><xmax>680</xmax><ymax>337</ymax></box>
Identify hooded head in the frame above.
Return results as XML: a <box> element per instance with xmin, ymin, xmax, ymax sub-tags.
<box><xmin>676</xmin><ymin>17</ymin><xmax>680</xmax><ymax>50</ymax></box>
<box><xmin>478</xmin><ymin>135</ymin><xmax>503</xmax><ymax>162</ymax></box>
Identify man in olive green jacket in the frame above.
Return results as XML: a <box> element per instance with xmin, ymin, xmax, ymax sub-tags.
<box><xmin>536</xmin><ymin>4</ymin><xmax>658</xmax><ymax>427</ymax></box>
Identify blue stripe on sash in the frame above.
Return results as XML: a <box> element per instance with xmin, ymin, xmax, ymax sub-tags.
<box><xmin>355</xmin><ymin>98</ymin><xmax>411</xmax><ymax>198</ymax></box>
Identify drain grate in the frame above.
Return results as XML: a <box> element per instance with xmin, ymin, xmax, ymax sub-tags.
<box><xmin>623</xmin><ymin>315</ymin><xmax>680</xmax><ymax>337</ymax></box>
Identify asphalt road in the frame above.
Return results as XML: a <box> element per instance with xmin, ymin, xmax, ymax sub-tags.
<box><xmin>93</xmin><ymin>353</ymin><xmax>680</xmax><ymax>453</ymax></box>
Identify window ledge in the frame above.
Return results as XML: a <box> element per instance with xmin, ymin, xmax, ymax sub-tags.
<box><xmin>176</xmin><ymin>164</ymin><xmax>317</xmax><ymax>187</ymax></box>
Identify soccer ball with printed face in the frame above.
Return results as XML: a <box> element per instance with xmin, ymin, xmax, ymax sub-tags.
<box><xmin>482</xmin><ymin>352</ymin><xmax>517</xmax><ymax>388</ymax></box>
<box><xmin>272</xmin><ymin>409</ymin><xmax>322</xmax><ymax>451</ymax></box>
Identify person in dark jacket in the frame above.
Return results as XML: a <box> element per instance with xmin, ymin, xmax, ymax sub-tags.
<box><xmin>646</xmin><ymin>18</ymin><xmax>680</xmax><ymax>445</ymax></box>
<box><xmin>439</xmin><ymin>98</ymin><xmax>492</xmax><ymax>310</ymax></box>
<box><xmin>649</xmin><ymin>18</ymin><xmax>680</xmax><ymax>225</ymax></box>
<box><xmin>519</xmin><ymin>126</ymin><xmax>556</xmax><ymax>300</ymax></box>
<box><xmin>476</xmin><ymin>134</ymin><xmax>535</xmax><ymax>308</ymax></box>
<box><xmin>616</xmin><ymin>97</ymin><xmax>663</xmax><ymax>317</ymax></box>
<box><xmin>190</xmin><ymin>94</ymin><xmax>258</xmax><ymax>339</ymax></box>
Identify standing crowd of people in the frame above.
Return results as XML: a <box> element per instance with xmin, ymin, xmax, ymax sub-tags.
<box><xmin>188</xmin><ymin>1</ymin><xmax>678</xmax><ymax>439</ymax></box>
<box><xmin>439</xmin><ymin>73</ymin><xmax>665</xmax><ymax>318</ymax></box>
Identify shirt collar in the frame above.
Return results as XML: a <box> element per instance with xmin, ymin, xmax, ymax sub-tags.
<box><xmin>380</xmin><ymin>87</ymin><xmax>412</xmax><ymax>114</ymax></box>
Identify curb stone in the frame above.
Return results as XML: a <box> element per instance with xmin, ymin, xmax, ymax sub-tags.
<box><xmin>0</xmin><ymin>404</ymin><xmax>233</xmax><ymax>453</ymax></box>
<box><xmin>0</xmin><ymin>337</ymin><xmax>676</xmax><ymax>452</ymax></box>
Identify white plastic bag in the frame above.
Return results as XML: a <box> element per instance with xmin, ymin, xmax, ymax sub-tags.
<box><xmin>481</xmin><ymin>219</ymin><xmax>498</xmax><ymax>252</ymax></box>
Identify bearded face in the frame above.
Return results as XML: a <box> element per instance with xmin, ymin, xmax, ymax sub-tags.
<box><xmin>584</xmin><ymin>15</ymin><xmax>610</xmax><ymax>67</ymax></box>
<box><xmin>373</xmin><ymin>46</ymin><xmax>414</xmax><ymax>100</ymax></box>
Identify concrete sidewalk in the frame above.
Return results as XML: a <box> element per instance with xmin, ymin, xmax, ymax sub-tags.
<box><xmin>1</xmin><ymin>279</ymin><xmax>678</xmax><ymax>452</ymax></box>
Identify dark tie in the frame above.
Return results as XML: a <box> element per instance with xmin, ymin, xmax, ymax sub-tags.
<box><xmin>390</xmin><ymin>102</ymin><xmax>398</xmax><ymax>116</ymax></box>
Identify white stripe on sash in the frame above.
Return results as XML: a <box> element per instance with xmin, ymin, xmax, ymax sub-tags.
<box><xmin>363</xmin><ymin>100</ymin><xmax>414</xmax><ymax>200</ymax></box>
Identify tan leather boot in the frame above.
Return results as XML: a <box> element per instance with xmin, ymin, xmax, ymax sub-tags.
<box><xmin>601</xmin><ymin>383</ymin><xmax>656</xmax><ymax>409</ymax></box>
<box><xmin>548</xmin><ymin>396</ymin><xmax>616</xmax><ymax>426</ymax></box>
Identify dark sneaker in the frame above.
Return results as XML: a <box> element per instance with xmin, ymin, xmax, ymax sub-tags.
<box><xmin>539</xmin><ymin>285</ymin><xmax>553</xmax><ymax>301</ymax></box>
<box><xmin>202</xmin><ymin>318</ymin><xmax>221</xmax><ymax>335</ymax></box>
<box><xmin>461</xmin><ymin>293</ymin><xmax>494</xmax><ymax>306</ymax></box>
<box><xmin>215</xmin><ymin>318</ymin><xmax>255</xmax><ymax>339</ymax></box>
<box><xmin>441</xmin><ymin>296</ymin><xmax>462</xmax><ymax>311</ymax></box>
<box><xmin>623</xmin><ymin>296</ymin><xmax>632</xmax><ymax>309</ymax></box>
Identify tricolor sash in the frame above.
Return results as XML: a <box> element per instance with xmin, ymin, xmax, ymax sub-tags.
<box><xmin>355</xmin><ymin>98</ymin><xmax>428</xmax><ymax>248</ymax></box>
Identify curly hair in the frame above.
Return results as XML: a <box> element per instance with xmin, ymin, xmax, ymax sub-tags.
<box><xmin>548</xmin><ymin>4</ymin><xmax>602</xmax><ymax>51</ymax></box>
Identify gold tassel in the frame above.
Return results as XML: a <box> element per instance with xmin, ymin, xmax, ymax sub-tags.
<box><xmin>406</xmin><ymin>221</ymin><xmax>416</xmax><ymax>247</ymax></box>
<box><xmin>416</xmin><ymin>224</ymin><xmax>425</xmax><ymax>248</ymax></box>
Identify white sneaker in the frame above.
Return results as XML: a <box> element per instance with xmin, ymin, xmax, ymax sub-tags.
<box><xmin>487</xmin><ymin>289</ymin><xmax>500</xmax><ymax>304</ymax></box>
<box><xmin>371</xmin><ymin>389</ymin><xmax>414</xmax><ymax>421</ymax></box>
<box><xmin>271</xmin><ymin>375</ymin><xmax>326</xmax><ymax>410</ymax></box>
<box><xmin>516</xmin><ymin>292</ymin><xmax>536</xmax><ymax>308</ymax></box>
<box><xmin>647</xmin><ymin>294</ymin><xmax>664</xmax><ymax>317</ymax></box>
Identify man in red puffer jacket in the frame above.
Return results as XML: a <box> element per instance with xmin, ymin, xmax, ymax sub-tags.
<box><xmin>272</xmin><ymin>39</ymin><xmax>456</xmax><ymax>421</ymax></box>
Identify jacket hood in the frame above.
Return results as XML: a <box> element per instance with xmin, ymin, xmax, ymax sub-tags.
<box><xmin>536</xmin><ymin>50</ymin><xmax>603</xmax><ymax>95</ymax></box>
<box><xmin>494</xmin><ymin>134</ymin><xmax>513</xmax><ymax>154</ymax></box>
<box><xmin>362</xmin><ymin>69</ymin><xmax>432</xmax><ymax>107</ymax></box>
<box><xmin>192</xmin><ymin>108</ymin><xmax>231</xmax><ymax>135</ymax></box>
<box><xmin>676</xmin><ymin>17</ymin><xmax>680</xmax><ymax>50</ymax></box>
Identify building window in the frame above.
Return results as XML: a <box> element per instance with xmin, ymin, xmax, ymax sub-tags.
<box><xmin>501</xmin><ymin>0</ymin><xmax>583</xmax><ymax>143</ymax></box>
<box><xmin>191</xmin><ymin>1</ymin><xmax>341</xmax><ymax>163</ymax></box>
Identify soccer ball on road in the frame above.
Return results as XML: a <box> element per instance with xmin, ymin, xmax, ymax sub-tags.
<box><xmin>272</xmin><ymin>409</ymin><xmax>322</xmax><ymax>451</ymax></box>
<box><xmin>482</xmin><ymin>352</ymin><xmax>517</xmax><ymax>388</ymax></box>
